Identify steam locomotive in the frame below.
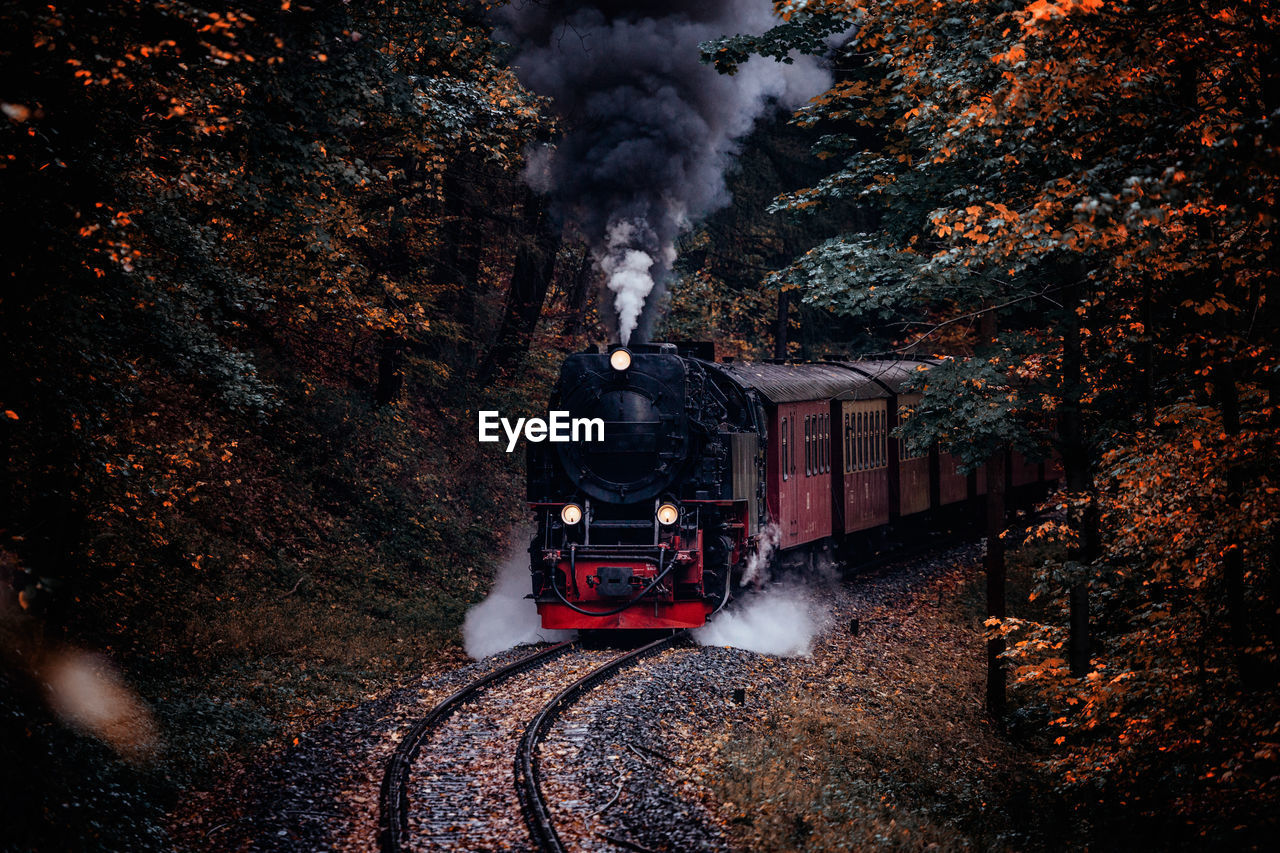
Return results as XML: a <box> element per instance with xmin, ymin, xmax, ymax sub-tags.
<box><xmin>526</xmin><ymin>342</ymin><xmax>1057</xmax><ymax>631</ymax></box>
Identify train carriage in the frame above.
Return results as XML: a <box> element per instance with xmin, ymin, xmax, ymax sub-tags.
<box><xmin>838</xmin><ymin>360</ymin><xmax>935</xmax><ymax>520</ymax></box>
<box><xmin>713</xmin><ymin>362</ymin><xmax>858</xmax><ymax>551</ymax></box>
<box><xmin>833</xmin><ymin>378</ymin><xmax>891</xmax><ymax>535</ymax></box>
<box><xmin>937</xmin><ymin>451</ymin><xmax>971</xmax><ymax>506</ymax></box>
<box><xmin>1010</xmin><ymin>450</ymin><xmax>1043</xmax><ymax>488</ymax></box>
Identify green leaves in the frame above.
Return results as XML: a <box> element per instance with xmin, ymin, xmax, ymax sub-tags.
<box><xmin>699</xmin><ymin>11</ymin><xmax>849</xmax><ymax>75</ymax></box>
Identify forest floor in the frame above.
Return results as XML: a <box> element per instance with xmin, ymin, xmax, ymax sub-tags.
<box><xmin>700</xmin><ymin>544</ymin><xmax>1064</xmax><ymax>851</ymax></box>
<box><xmin>167</xmin><ymin>542</ymin><xmax>1068</xmax><ymax>852</ymax></box>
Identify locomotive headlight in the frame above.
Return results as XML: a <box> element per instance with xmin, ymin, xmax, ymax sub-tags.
<box><xmin>656</xmin><ymin>502</ymin><xmax>680</xmax><ymax>526</ymax></box>
<box><xmin>560</xmin><ymin>503</ymin><xmax>583</xmax><ymax>525</ymax></box>
<box><xmin>609</xmin><ymin>347</ymin><xmax>632</xmax><ymax>372</ymax></box>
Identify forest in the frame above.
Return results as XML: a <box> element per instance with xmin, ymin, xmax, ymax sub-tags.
<box><xmin>1</xmin><ymin>0</ymin><xmax>1276</xmax><ymax>850</ymax></box>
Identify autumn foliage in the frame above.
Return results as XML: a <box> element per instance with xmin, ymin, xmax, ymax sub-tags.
<box><xmin>697</xmin><ymin>0</ymin><xmax>1280</xmax><ymax>843</ymax></box>
<box><xmin>2</xmin><ymin>0</ymin><xmax>1277</xmax><ymax>847</ymax></box>
<box><xmin>0</xmin><ymin>2</ymin><xmax>596</xmax><ymax>847</ymax></box>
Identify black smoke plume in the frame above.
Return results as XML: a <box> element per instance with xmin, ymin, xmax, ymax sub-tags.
<box><xmin>495</xmin><ymin>1</ymin><xmax>829</xmax><ymax>343</ymax></box>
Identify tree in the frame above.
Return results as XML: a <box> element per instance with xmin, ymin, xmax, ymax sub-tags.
<box><xmin>706</xmin><ymin>0</ymin><xmax>1279</xmax><ymax>840</ymax></box>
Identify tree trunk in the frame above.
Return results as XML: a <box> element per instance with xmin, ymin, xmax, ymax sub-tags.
<box><xmin>435</xmin><ymin>166</ymin><xmax>486</xmax><ymax>373</ymax></box>
<box><xmin>1213</xmin><ymin>363</ymin><xmax>1260</xmax><ymax>688</ymax></box>
<box><xmin>373</xmin><ymin>328</ymin><xmax>405</xmax><ymax>407</ymax></box>
<box><xmin>1061</xmin><ymin>272</ymin><xmax>1095</xmax><ymax>676</ymax></box>
<box><xmin>774</xmin><ymin>289</ymin><xmax>791</xmax><ymax>359</ymax></box>
<box><xmin>565</xmin><ymin>247</ymin><xmax>593</xmax><ymax>338</ymax></box>
<box><xmin>479</xmin><ymin>190</ymin><xmax>561</xmax><ymax>382</ymax></box>
<box><xmin>979</xmin><ymin>303</ymin><xmax>1008</xmax><ymax>717</ymax></box>
<box><xmin>985</xmin><ymin>447</ymin><xmax>1008</xmax><ymax>718</ymax></box>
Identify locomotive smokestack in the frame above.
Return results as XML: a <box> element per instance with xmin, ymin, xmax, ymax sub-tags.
<box><xmin>495</xmin><ymin>1</ymin><xmax>830</xmax><ymax>345</ymax></box>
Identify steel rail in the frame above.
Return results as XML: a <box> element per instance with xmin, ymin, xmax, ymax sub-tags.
<box><xmin>516</xmin><ymin>632</ymin><xmax>687</xmax><ymax>853</ymax></box>
<box><xmin>378</xmin><ymin>640</ymin><xmax>576</xmax><ymax>853</ymax></box>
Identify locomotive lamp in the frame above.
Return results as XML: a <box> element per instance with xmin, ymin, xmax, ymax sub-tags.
<box><xmin>608</xmin><ymin>347</ymin><xmax>632</xmax><ymax>371</ymax></box>
<box><xmin>656</xmin><ymin>502</ymin><xmax>679</xmax><ymax>526</ymax></box>
<box><xmin>560</xmin><ymin>503</ymin><xmax>583</xmax><ymax>525</ymax></box>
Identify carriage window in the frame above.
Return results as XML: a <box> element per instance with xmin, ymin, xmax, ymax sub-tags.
<box><xmin>801</xmin><ymin>416</ymin><xmax>806</xmax><ymax>477</ymax></box>
<box><xmin>866</xmin><ymin>411</ymin><xmax>873</xmax><ymax>470</ymax></box>
<box><xmin>821</xmin><ymin>414</ymin><xmax>827</xmax><ymax>473</ymax></box>
<box><xmin>814</xmin><ymin>414</ymin><xmax>820</xmax><ymax>475</ymax></box>
<box><xmin>818</xmin><ymin>414</ymin><xmax>824</xmax><ymax>473</ymax></box>
<box><xmin>812</xmin><ymin>414</ymin><xmax>818</xmax><ymax>475</ymax></box>
<box><xmin>875</xmin><ymin>409</ymin><xmax>882</xmax><ymax>468</ymax></box>
<box><xmin>843</xmin><ymin>413</ymin><xmax>850</xmax><ymax>473</ymax></box>
<box><xmin>872</xmin><ymin>409</ymin><xmax>879</xmax><ymax>468</ymax></box>
<box><xmin>781</xmin><ymin>418</ymin><xmax>788</xmax><ymax>481</ymax></box>
<box><xmin>849</xmin><ymin>412</ymin><xmax>860</xmax><ymax>471</ymax></box>
<box><xmin>866</xmin><ymin>410</ymin><xmax>873</xmax><ymax>469</ymax></box>
<box><xmin>791</xmin><ymin>414</ymin><xmax>796</xmax><ymax>475</ymax></box>
<box><xmin>879</xmin><ymin>409</ymin><xmax>887</xmax><ymax>467</ymax></box>
<box><xmin>824</xmin><ymin>414</ymin><xmax>830</xmax><ymax>473</ymax></box>
<box><xmin>882</xmin><ymin>409</ymin><xmax>889</xmax><ymax>466</ymax></box>
<box><xmin>816</xmin><ymin>414</ymin><xmax>822</xmax><ymax>474</ymax></box>
<box><xmin>814</xmin><ymin>412</ymin><xmax>824</xmax><ymax>471</ymax></box>
<box><xmin>878</xmin><ymin>409</ymin><xmax>884</xmax><ymax>467</ymax></box>
<box><xmin>860</xmin><ymin>411</ymin><xmax>867</xmax><ymax>471</ymax></box>
<box><xmin>850</xmin><ymin>411</ymin><xmax>857</xmax><ymax>471</ymax></box>
<box><xmin>804</xmin><ymin>415</ymin><xmax>811</xmax><ymax>477</ymax></box>
<box><xmin>865</xmin><ymin>411</ymin><xmax>871</xmax><ymax>470</ymax></box>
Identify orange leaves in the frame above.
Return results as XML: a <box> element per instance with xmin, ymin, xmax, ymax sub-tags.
<box><xmin>1021</xmin><ymin>0</ymin><xmax>1105</xmax><ymax>34</ymax></box>
<box><xmin>991</xmin><ymin>43</ymin><xmax>1027</xmax><ymax>65</ymax></box>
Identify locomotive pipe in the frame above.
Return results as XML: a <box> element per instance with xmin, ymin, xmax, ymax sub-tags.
<box><xmin>551</xmin><ymin>546</ymin><xmax>676</xmax><ymax>617</ymax></box>
<box><xmin>711</xmin><ymin>565</ymin><xmax>732</xmax><ymax>616</ymax></box>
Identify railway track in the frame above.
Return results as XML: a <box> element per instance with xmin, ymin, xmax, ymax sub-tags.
<box><xmin>378</xmin><ymin>632</ymin><xmax>685</xmax><ymax>853</ymax></box>
<box><xmin>516</xmin><ymin>633</ymin><xmax>685</xmax><ymax>853</ymax></box>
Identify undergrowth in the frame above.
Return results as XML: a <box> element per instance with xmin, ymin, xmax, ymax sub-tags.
<box><xmin>713</xmin><ymin>552</ymin><xmax>1064</xmax><ymax>851</ymax></box>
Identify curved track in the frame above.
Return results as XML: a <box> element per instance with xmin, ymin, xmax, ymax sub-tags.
<box><xmin>378</xmin><ymin>640</ymin><xmax>575</xmax><ymax>853</ymax></box>
<box><xmin>378</xmin><ymin>632</ymin><xmax>685</xmax><ymax>852</ymax></box>
<box><xmin>516</xmin><ymin>632</ymin><xmax>686</xmax><ymax>853</ymax></box>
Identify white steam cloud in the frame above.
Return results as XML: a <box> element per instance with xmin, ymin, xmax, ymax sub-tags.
<box><xmin>463</xmin><ymin>541</ymin><xmax>575</xmax><ymax>659</ymax></box>
<box><xmin>696</xmin><ymin>523</ymin><xmax>835</xmax><ymax>656</ymax></box>
<box><xmin>739</xmin><ymin>521</ymin><xmax>781</xmax><ymax>588</ymax></box>
<box><xmin>693</xmin><ymin>584</ymin><xmax>830</xmax><ymax>657</ymax></box>
<box><xmin>600</xmin><ymin>220</ymin><xmax>656</xmax><ymax>345</ymax></box>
